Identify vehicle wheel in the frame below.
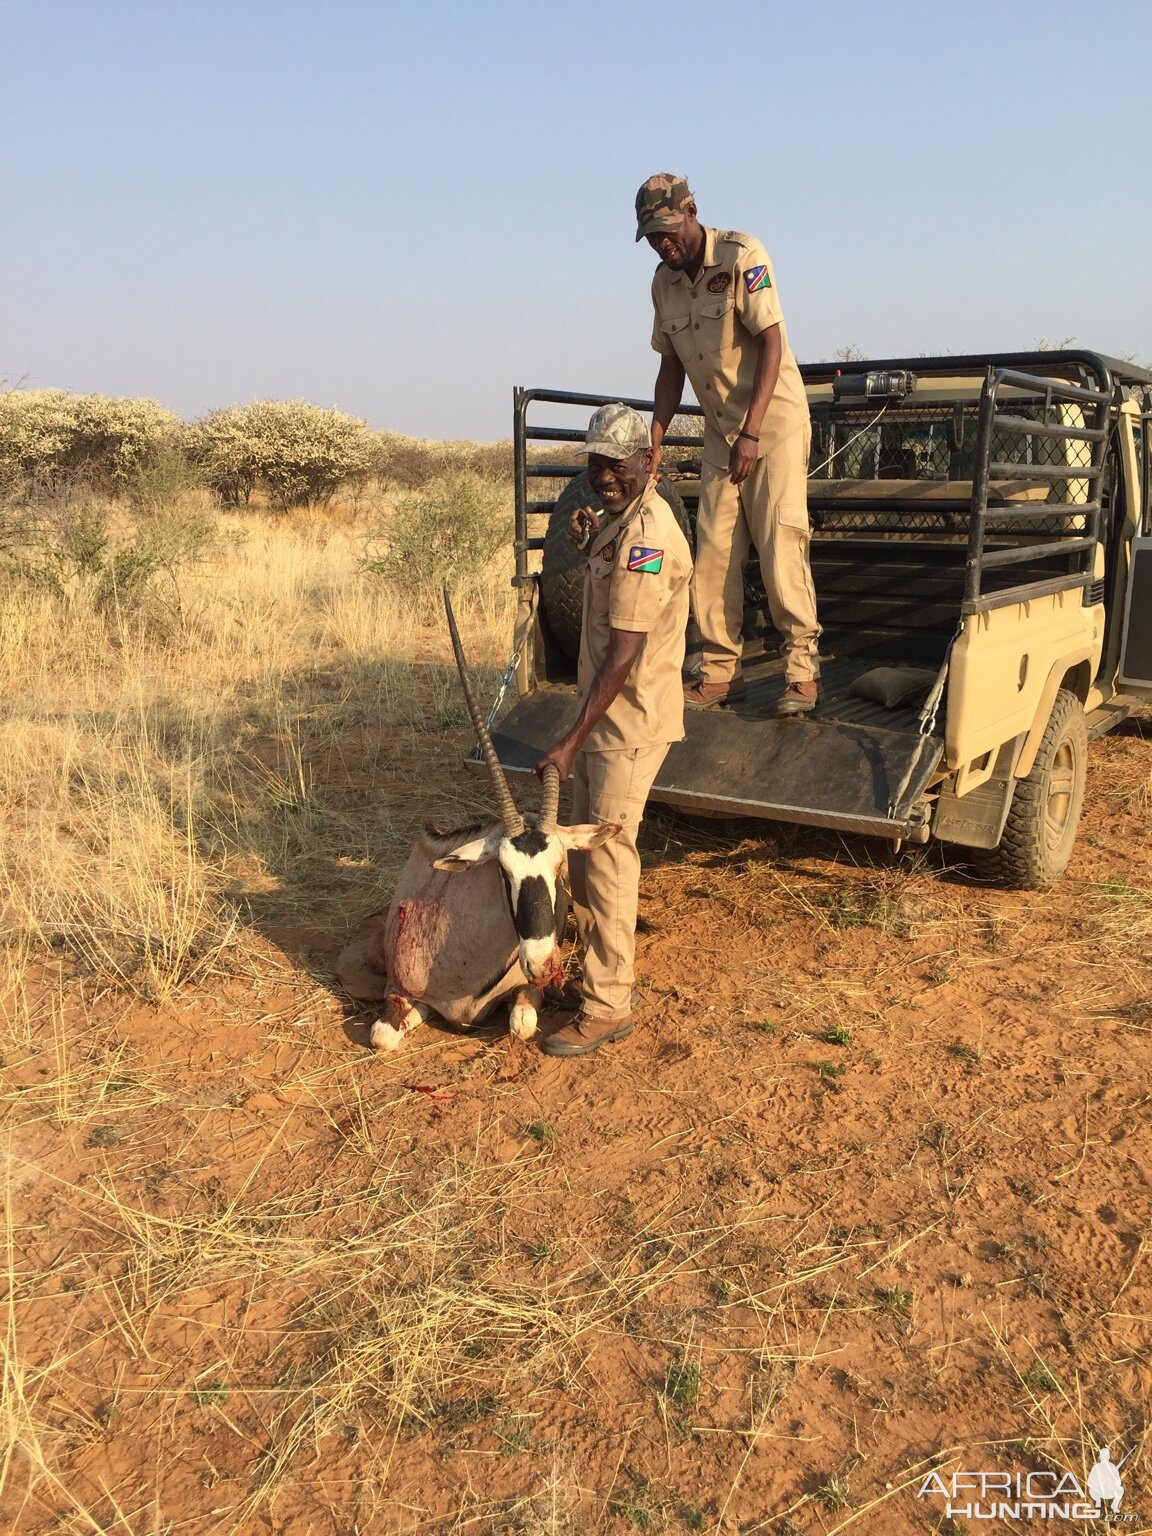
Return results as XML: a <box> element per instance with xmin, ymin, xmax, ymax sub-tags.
<box><xmin>540</xmin><ymin>472</ymin><xmax>693</xmax><ymax>663</ymax></box>
<box><xmin>976</xmin><ymin>688</ymin><xmax>1088</xmax><ymax>889</ymax></box>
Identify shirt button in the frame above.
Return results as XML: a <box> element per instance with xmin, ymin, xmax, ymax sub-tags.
<box><xmin>705</xmin><ymin>383</ymin><xmax>713</xmax><ymax>390</ymax></box>
<box><xmin>693</xmin><ymin>323</ymin><xmax>699</xmax><ymax>330</ymax></box>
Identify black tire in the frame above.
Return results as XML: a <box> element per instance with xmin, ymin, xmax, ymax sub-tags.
<box><xmin>976</xmin><ymin>689</ymin><xmax>1088</xmax><ymax>889</ymax></box>
<box><xmin>540</xmin><ymin>472</ymin><xmax>693</xmax><ymax>663</ymax></box>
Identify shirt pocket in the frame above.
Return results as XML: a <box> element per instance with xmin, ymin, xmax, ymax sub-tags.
<box><xmin>588</xmin><ymin>549</ymin><xmax>616</xmax><ymax>590</ymax></box>
<box><xmin>696</xmin><ymin>296</ymin><xmax>737</xmax><ymax>353</ymax></box>
<box><xmin>660</xmin><ymin>313</ymin><xmax>691</xmax><ymax>347</ymax></box>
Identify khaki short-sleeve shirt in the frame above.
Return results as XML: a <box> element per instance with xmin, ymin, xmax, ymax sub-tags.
<box><xmin>579</xmin><ymin>479</ymin><xmax>692</xmax><ymax>752</ymax></box>
<box><xmin>651</xmin><ymin>226</ymin><xmax>809</xmax><ymax>469</ymax></box>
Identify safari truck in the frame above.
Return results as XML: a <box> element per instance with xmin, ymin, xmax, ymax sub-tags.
<box><xmin>481</xmin><ymin>351</ymin><xmax>1152</xmax><ymax>888</ymax></box>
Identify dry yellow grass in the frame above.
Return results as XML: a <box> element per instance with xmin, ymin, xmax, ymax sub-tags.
<box><xmin>0</xmin><ymin>497</ymin><xmax>515</xmax><ymax>1004</ymax></box>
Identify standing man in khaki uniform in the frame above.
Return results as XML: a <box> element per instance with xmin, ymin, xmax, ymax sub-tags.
<box><xmin>638</xmin><ymin>174</ymin><xmax>821</xmax><ymax>715</ymax></box>
<box><xmin>535</xmin><ymin>403</ymin><xmax>691</xmax><ymax>1058</ymax></box>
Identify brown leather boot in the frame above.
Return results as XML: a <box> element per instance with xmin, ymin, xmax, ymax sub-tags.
<box><xmin>776</xmin><ymin>680</ymin><xmax>819</xmax><ymax>716</ymax></box>
<box><xmin>540</xmin><ymin>1014</ymin><xmax>633</xmax><ymax>1057</ymax></box>
<box><xmin>684</xmin><ymin>678</ymin><xmax>746</xmax><ymax>710</ymax></box>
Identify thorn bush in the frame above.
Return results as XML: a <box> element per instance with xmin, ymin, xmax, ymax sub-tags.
<box><xmin>0</xmin><ymin>389</ymin><xmax>183</xmax><ymax>490</ymax></box>
<box><xmin>189</xmin><ymin>399</ymin><xmax>374</xmax><ymax>508</ymax></box>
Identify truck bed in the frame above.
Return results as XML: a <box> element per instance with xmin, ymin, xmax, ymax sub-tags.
<box><xmin>486</xmin><ymin>643</ymin><xmax>944</xmax><ymax>839</ymax></box>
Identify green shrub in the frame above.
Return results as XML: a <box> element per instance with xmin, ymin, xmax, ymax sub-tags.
<box><xmin>5</xmin><ymin>496</ymin><xmax>110</xmax><ymax>593</ymax></box>
<box><xmin>2</xmin><ymin>489</ymin><xmax>217</xmax><ymax>624</ymax></box>
<box><xmin>189</xmin><ymin>400</ymin><xmax>373</xmax><ymax>508</ymax></box>
<box><xmin>93</xmin><ymin>542</ymin><xmax>161</xmax><ymax>616</ymax></box>
<box><xmin>361</xmin><ymin>471</ymin><xmax>509</xmax><ymax>602</ymax></box>
<box><xmin>0</xmin><ymin>390</ymin><xmax>183</xmax><ymax>489</ymax></box>
<box><xmin>123</xmin><ymin>441</ymin><xmax>208</xmax><ymax>514</ymax></box>
<box><xmin>94</xmin><ymin>503</ymin><xmax>218</xmax><ymax>622</ymax></box>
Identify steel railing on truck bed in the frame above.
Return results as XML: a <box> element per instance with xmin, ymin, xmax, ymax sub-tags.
<box><xmin>513</xmin><ymin>352</ymin><xmax>1119</xmax><ymax>609</ymax></box>
<box><xmin>964</xmin><ymin>360</ymin><xmax>1112</xmax><ymax>613</ymax></box>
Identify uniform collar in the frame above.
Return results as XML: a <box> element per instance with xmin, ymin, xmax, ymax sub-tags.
<box><xmin>668</xmin><ymin>225</ymin><xmax>718</xmax><ymax>286</ymax></box>
<box><xmin>589</xmin><ymin>478</ymin><xmax>655</xmax><ymax>555</ymax></box>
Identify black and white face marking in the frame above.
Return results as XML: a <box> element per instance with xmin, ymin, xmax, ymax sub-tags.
<box><xmin>499</xmin><ymin>825</ymin><xmax>565</xmax><ymax>980</ymax></box>
<box><xmin>510</xmin><ymin>827</ymin><xmax>548</xmax><ymax>857</ymax></box>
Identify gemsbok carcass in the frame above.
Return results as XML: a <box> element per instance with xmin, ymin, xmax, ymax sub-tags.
<box><xmin>336</xmin><ymin>591</ymin><xmax>621</xmax><ymax>1050</ymax></box>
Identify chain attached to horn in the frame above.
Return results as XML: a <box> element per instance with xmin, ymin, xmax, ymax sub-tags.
<box><xmin>443</xmin><ymin>587</ymin><xmax>525</xmax><ymax>837</ymax></box>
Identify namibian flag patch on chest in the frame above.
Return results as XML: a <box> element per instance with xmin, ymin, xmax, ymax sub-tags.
<box><xmin>744</xmin><ymin>264</ymin><xmax>772</xmax><ymax>293</ymax></box>
<box><xmin>627</xmin><ymin>545</ymin><xmax>664</xmax><ymax>574</ymax></box>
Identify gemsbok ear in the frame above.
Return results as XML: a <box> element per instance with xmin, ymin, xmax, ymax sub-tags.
<box><xmin>557</xmin><ymin>821</ymin><xmax>624</xmax><ymax>852</ymax></box>
<box><xmin>432</xmin><ymin>827</ymin><xmax>504</xmax><ymax>872</ymax></box>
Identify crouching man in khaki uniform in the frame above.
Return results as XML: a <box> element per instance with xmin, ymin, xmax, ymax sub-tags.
<box><xmin>535</xmin><ymin>403</ymin><xmax>691</xmax><ymax>1058</ymax></box>
<box><xmin>638</xmin><ymin>173</ymin><xmax>821</xmax><ymax>715</ymax></box>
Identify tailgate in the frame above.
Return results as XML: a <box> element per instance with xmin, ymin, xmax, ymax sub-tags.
<box><xmin>482</xmin><ymin>685</ymin><xmax>943</xmax><ymax>839</ymax></box>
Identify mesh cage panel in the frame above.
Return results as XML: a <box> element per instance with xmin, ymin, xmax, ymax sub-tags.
<box><xmin>808</xmin><ymin>396</ymin><xmax>1094</xmax><ymax>537</ymax></box>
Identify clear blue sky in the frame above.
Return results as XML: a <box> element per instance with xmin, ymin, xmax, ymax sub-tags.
<box><xmin>4</xmin><ymin>0</ymin><xmax>1149</xmax><ymax>441</ymax></box>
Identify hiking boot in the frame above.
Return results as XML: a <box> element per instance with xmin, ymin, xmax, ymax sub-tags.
<box><xmin>684</xmin><ymin>678</ymin><xmax>746</xmax><ymax>710</ymax></box>
<box><xmin>776</xmin><ymin>680</ymin><xmax>819</xmax><ymax>716</ymax></box>
<box><xmin>540</xmin><ymin>1014</ymin><xmax>633</xmax><ymax>1058</ymax></box>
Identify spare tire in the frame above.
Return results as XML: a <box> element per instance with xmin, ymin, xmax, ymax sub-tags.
<box><xmin>540</xmin><ymin>473</ymin><xmax>694</xmax><ymax>663</ymax></box>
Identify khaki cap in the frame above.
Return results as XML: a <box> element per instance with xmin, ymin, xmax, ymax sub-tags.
<box><xmin>635</xmin><ymin>173</ymin><xmax>692</xmax><ymax>242</ymax></box>
<box><xmin>579</xmin><ymin>402</ymin><xmax>650</xmax><ymax>459</ymax></box>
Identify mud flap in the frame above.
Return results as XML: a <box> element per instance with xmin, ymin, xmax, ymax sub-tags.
<box><xmin>932</xmin><ymin>734</ymin><xmax>1024</xmax><ymax>850</ymax></box>
<box><xmin>1119</xmin><ymin>536</ymin><xmax>1152</xmax><ymax>694</ymax></box>
<box><xmin>481</xmin><ymin>691</ymin><xmax>944</xmax><ymax>840</ymax></box>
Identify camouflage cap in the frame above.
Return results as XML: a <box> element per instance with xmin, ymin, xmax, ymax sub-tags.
<box><xmin>579</xmin><ymin>402</ymin><xmax>650</xmax><ymax>459</ymax></box>
<box><xmin>634</xmin><ymin>173</ymin><xmax>693</xmax><ymax>242</ymax></box>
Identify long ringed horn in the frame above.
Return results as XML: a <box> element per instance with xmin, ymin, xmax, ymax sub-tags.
<box><xmin>539</xmin><ymin>763</ymin><xmax>560</xmax><ymax>832</ymax></box>
<box><xmin>443</xmin><ymin>587</ymin><xmax>524</xmax><ymax>837</ymax></box>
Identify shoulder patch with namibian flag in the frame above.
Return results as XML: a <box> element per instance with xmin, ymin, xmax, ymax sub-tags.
<box><xmin>626</xmin><ymin>545</ymin><xmax>664</xmax><ymax>574</ymax></box>
<box><xmin>744</xmin><ymin>264</ymin><xmax>772</xmax><ymax>294</ymax></box>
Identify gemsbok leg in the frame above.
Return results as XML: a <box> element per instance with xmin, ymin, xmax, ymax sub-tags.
<box><xmin>371</xmin><ymin>994</ymin><xmax>431</xmax><ymax>1052</ymax></box>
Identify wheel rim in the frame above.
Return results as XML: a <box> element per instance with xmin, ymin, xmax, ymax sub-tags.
<box><xmin>1044</xmin><ymin>738</ymin><xmax>1080</xmax><ymax>850</ymax></box>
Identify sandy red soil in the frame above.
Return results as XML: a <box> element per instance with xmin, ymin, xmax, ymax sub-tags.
<box><xmin>3</xmin><ymin>716</ymin><xmax>1151</xmax><ymax>1534</ymax></box>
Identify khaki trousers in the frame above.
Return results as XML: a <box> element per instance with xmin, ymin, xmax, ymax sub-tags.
<box><xmin>568</xmin><ymin>743</ymin><xmax>669</xmax><ymax>1021</ymax></box>
<box><xmin>694</xmin><ymin>429</ymin><xmax>821</xmax><ymax>684</ymax></box>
